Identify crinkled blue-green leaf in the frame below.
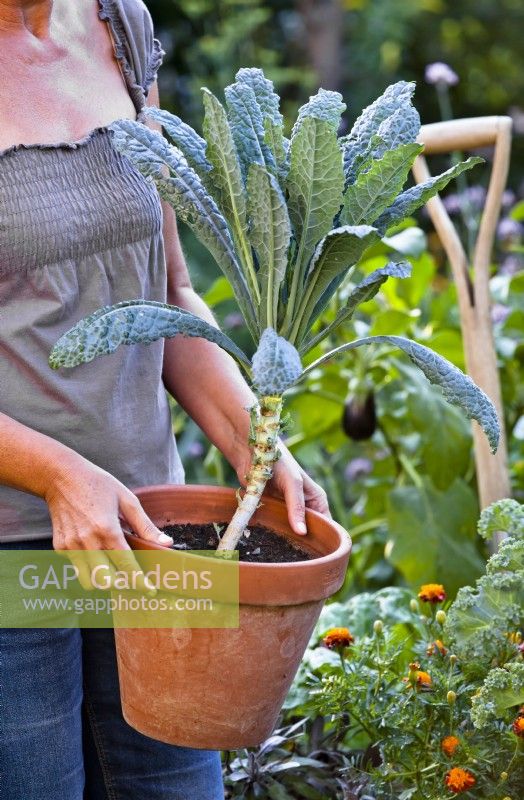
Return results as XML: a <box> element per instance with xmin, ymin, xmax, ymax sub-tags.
<box><xmin>233</xmin><ymin>68</ymin><xmax>288</xmax><ymax>178</ymax></box>
<box><xmin>49</xmin><ymin>301</ymin><xmax>251</xmax><ymax>370</ymax></box>
<box><xmin>252</xmin><ymin>328</ymin><xmax>302</xmax><ymax>395</ymax></box>
<box><xmin>342</xmin><ymin>81</ymin><xmax>416</xmax><ymax>184</ymax></box>
<box><xmin>247</xmin><ymin>164</ymin><xmax>291</xmax><ymax>329</ymax></box>
<box><xmin>110</xmin><ymin>119</ymin><xmax>257</xmax><ymax>336</ymax></box>
<box><xmin>294</xmin><ymin>225</ymin><xmax>380</xmax><ymax>343</ymax></box>
<box><xmin>287</xmin><ymin>117</ymin><xmax>345</xmax><ymax>282</ymax></box>
<box><xmin>373</xmin><ymin>105</ymin><xmax>421</xmax><ymax>157</ymax></box>
<box><xmin>225</xmin><ymin>81</ymin><xmax>276</xmax><ymax>178</ymax></box>
<box><xmin>140</xmin><ymin>106</ymin><xmax>211</xmax><ymax>180</ymax></box>
<box><xmin>375</xmin><ymin>156</ymin><xmax>484</xmax><ymax>232</ymax></box>
<box><xmin>342</xmin><ymin>142</ymin><xmax>423</xmax><ymax>226</ymax></box>
<box><xmin>302</xmin><ymin>335</ymin><xmax>500</xmax><ymax>452</ymax></box>
<box><xmin>292</xmin><ymin>88</ymin><xmax>346</xmax><ymax>137</ymax></box>
<box><xmin>235</xmin><ymin>68</ymin><xmax>283</xmax><ymax>126</ymax></box>
<box><xmin>302</xmin><ymin>261</ymin><xmax>412</xmax><ymax>353</ymax></box>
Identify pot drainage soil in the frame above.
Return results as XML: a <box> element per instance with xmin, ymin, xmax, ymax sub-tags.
<box><xmin>161</xmin><ymin>522</ymin><xmax>313</xmax><ymax>563</ymax></box>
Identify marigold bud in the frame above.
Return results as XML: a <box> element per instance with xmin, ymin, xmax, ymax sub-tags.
<box><xmin>410</xmin><ymin>598</ymin><xmax>419</xmax><ymax>612</ymax></box>
<box><xmin>447</xmin><ymin>690</ymin><xmax>457</xmax><ymax>705</ymax></box>
<box><xmin>449</xmin><ymin>654</ymin><xmax>458</xmax><ymax>666</ymax></box>
<box><xmin>436</xmin><ymin>609</ymin><xmax>447</xmax><ymax>625</ymax></box>
<box><xmin>500</xmin><ymin>771</ymin><xmax>508</xmax><ymax>781</ymax></box>
<box><xmin>373</xmin><ymin>619</ymin><xmax>383</xmax><ymax>634</ymax></box>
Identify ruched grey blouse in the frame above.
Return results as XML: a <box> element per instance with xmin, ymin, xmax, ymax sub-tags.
<box><xmin>0</xmin><ymin>0</ymin><xmax>184</xmax><ymax>542</ymax></box>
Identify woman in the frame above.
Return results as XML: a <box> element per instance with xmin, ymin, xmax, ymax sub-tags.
<box><xmin>0</xmin><ymin>1</ymin><xmax>331</xmax><ymax>798</ymax></box>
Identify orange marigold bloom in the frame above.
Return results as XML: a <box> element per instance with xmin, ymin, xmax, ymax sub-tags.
<box><xmin>322</xmin><ymin>627</ymin><xmax>354</xmax><ymax>650</ymax></box>
<box><xmin>415</xmin><ymin>670</ymin><xmax>432</xmax><ymax>687</ymax></box>
<box><xmin>444</xmin><ymin>767</ymin><xmax>476</xmax><ymax>793</ymax></box>
<box><xmin>418</xmin><ymin>583</ymin><xmax>446</xmax><ymax>603</ymax></box>
<box><xmin>403</xmin><ymin>663</ymin><xmax>432</xmax><ymax>690</ymax></box>
<box><xmin>441</xmin><ymin>735</ymin><xmax>460</xmax><ymax>757</ymax></box>
<box><xmin>513</xmin><ymin>715</ymin><xmax>524</xmax><ymax>737</ymax></box>
<box><xmin>427</xmin><ymin>639</ymin><xmax>448</xmax><ymax>656</ymax></box>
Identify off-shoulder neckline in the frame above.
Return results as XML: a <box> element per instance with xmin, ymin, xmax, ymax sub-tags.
<box><xmin>0</xmin><ymin>0</ymin><xmax>142</xmax><ymax>160</ymax></box>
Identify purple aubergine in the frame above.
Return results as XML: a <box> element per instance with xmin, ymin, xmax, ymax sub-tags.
<box><xmin>342</xmin><ymin>392</ymin><xmax>377</xmax><ymax>440</ymax></box>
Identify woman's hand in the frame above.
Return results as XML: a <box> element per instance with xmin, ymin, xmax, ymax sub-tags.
<box><xmin>266</xmin><ymin>443</ymin><xmax>332</xmax><ymax>535</ymax></box>
<box><xmin>235</xmin><ymin>441</ymin><xmax>331</xmax><ymax>537</ymax></box>
<box><xmin>44</xmin><ymin>455</ymin><xmax>173</xmax><ymax>590</ymax></box>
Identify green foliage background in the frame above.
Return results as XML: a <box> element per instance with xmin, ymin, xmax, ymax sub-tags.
<box><xmin>143</xmin><ymin>0</ymin><xmax>524</xmax><ymax>601</ymax></box>
<box><xmin>146</xmin><ymin>0</ymin><xmax>524</xmax><ymax>180</ymax></box>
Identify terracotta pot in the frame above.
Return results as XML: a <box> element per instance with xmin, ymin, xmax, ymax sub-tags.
<box><xmin>116</xmin><ymin>484</ymin><xmax>351</xmax><ymax>750</ymax></box>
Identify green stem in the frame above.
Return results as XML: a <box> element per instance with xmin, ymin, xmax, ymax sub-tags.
<box><xmin>282</xmin><ymin>238</ymin><xmax>308</xmax><ymax>338</ymax></box>
<box><xmin>217</xmin><ymin>395</ymin><xmax>282</xmax><ymax>551</ymax></box>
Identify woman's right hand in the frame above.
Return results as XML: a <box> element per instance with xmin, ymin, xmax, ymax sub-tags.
<box><xmin>44</xmin><ymin>455</ymin><xmax>173</xmax><ymax>591</ymax></box>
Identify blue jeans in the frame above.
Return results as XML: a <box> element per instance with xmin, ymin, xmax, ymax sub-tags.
<box><xmin>0</xmin><ymin>541</ymin><xmax>224</xmax><ymax>800</ymax></box>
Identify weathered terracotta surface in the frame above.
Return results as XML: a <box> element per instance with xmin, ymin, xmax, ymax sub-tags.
<box><xmin>116</xmin><ymin>484</ymin><xmax>351</xmax><ymax>749</ymax></box>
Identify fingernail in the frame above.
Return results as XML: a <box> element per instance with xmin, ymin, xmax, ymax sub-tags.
<box><xmin>158</xmin><ymin>533</ymin><xmax>173</xmax><ymax>545</ymax></box>
<box><xmin>296</xmin><ymin>522</ymin><xmax>307</xmax><ymax>535</ymax></box>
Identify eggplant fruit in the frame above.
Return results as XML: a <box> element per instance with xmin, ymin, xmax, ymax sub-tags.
<box><xmin>342</xmin><ymin>392</ymin><xmax>377</xmax><ymax>440</ymax></box>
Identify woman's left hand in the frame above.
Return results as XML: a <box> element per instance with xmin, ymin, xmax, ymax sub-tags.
<box><xmin>264</xmin><ymin>443</ymin><xmax>332</xmax><ymax>535</ymax></box>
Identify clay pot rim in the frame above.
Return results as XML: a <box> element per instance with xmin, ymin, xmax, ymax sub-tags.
<box><xmin>129</xmin><ymin>483</ymin><xmax>351</xmax><ymax>570</ymax></box>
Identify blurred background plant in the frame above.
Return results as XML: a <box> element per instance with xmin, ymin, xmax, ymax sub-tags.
<box><xmin>145</xmin><ymin>0</ymin><xmax>524</xmax><ymax>603</ymax></box>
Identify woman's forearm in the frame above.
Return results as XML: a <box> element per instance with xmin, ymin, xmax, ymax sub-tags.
<box><xmin>0</xmin><ymin>412</ymin><xmax>81</xmax><ymax>499</ymax></box>
<box><xmin>162</xmin><ymin>285</ymin><xmax>256</xmax><ymax>478</ymax></box>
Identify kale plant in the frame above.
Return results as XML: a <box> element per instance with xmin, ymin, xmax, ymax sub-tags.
<box><xmin>445</xmin><ymin>499</ymin><xmax>524</xmax><ymax>677</ymax></box>
<box><xmin>49</xmin><ymin>70</ymin><xmax>500</xmax><ymax>550</ymax></box>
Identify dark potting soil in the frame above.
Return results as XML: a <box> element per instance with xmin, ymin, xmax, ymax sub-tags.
<box><xmin>161</xmin><ymin>522</ymin><xmax>314</xmax><ymax>563</ymax></box>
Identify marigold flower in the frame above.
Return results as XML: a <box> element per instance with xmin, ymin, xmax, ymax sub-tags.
<box><xmin>441</xmin><ymin>735</ymin><xmax>460</xmax><ymax>757</ymax></box>
<box><xmin>512</xmin><ymin>715</ymin><xmax>524</xmax><ymax>737</ymax></box>
<box><xmin>415</xmin><ymin>670</ymin><xmax>432</xmax><ymax>687</ymax></box>
<box><xmin>427</xmin><ymin>639</ymin><xmax>448</xmax><ymax>656</ymax></box>
<box><xmin>403</xmin><ymin>662</ymin><xmax>432</xmax><ymax>690</ymax></box>
<box><xmin>444</xmin><ymin>767</ymin><xmax>476</xmax><ymax>793</ymax></box>
<box><xmin>322</xmin><ymin>627</ymin><xmax>354</xmax><ymax>650</ymax></box>
<box><xmin>418</xmin><ymin>583</ymin><xmax>446</xmax><ymax>603</ymax></box>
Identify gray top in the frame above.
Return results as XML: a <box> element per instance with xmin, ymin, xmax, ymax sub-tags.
<box><xmin>0</xmin><ymin>0</ymin><xmax>184</xmax><ymax>542</ymax></box>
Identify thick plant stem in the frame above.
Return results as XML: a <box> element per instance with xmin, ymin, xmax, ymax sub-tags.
<box><xmin>216</xmin><ymin>395</ymin><xmax>283</xmax><ymax>551</ymax></box>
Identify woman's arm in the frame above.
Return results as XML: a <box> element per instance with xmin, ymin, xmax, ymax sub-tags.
<box><xmin>0</xmin><ymin>412</ymin><xmax>172</xmax><ymax>577</ymax></box>
<box><xmin>148</xmin><ymin>85</ymin><xmax>331</xmax><ymax>534</ymax></box>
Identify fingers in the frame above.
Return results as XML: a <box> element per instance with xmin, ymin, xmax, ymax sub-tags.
<box><xmin>107</xmin><ymin>548</ymin><xmax>156</xmax><ymax>596</ymax></box>
<box><xmin>302</xmin><ymin>473</ymin><xmax>332</xmax><ymax>518</ymax></box>
<box><xmin>60</xmin><ymin>551</ymin><xmax>118</xmax><ymax>592</ymax></box>
<box><xmin>62</xmin><ymin>551</ymin><xmax>96</xmax><ymax>591</ymax></box>
<box><xmin>119</xmin><ymin>492</ymin><xmax>173</xmax><ymax>547</ymax></box>
<box><xmin>279</xmin><ymin>471</ymin><xmax>307</xmax><ymax>536</ymax></box>
<box><xmin>269</xmin><ymin>456</ymin><xmax>333</xmax><ymax>533</ymax></box>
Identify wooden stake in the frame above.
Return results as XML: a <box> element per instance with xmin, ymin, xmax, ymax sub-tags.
<box><xmin>414</xmin><ymin>117</ymin><xmax>513</xmax><ymax>546</ymax></box>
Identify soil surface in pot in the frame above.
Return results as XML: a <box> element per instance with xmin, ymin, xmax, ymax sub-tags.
<box><xmin>161</xmin><ymin>522</ymin><xmax>313</xmax><ymax>563</ymax></box>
